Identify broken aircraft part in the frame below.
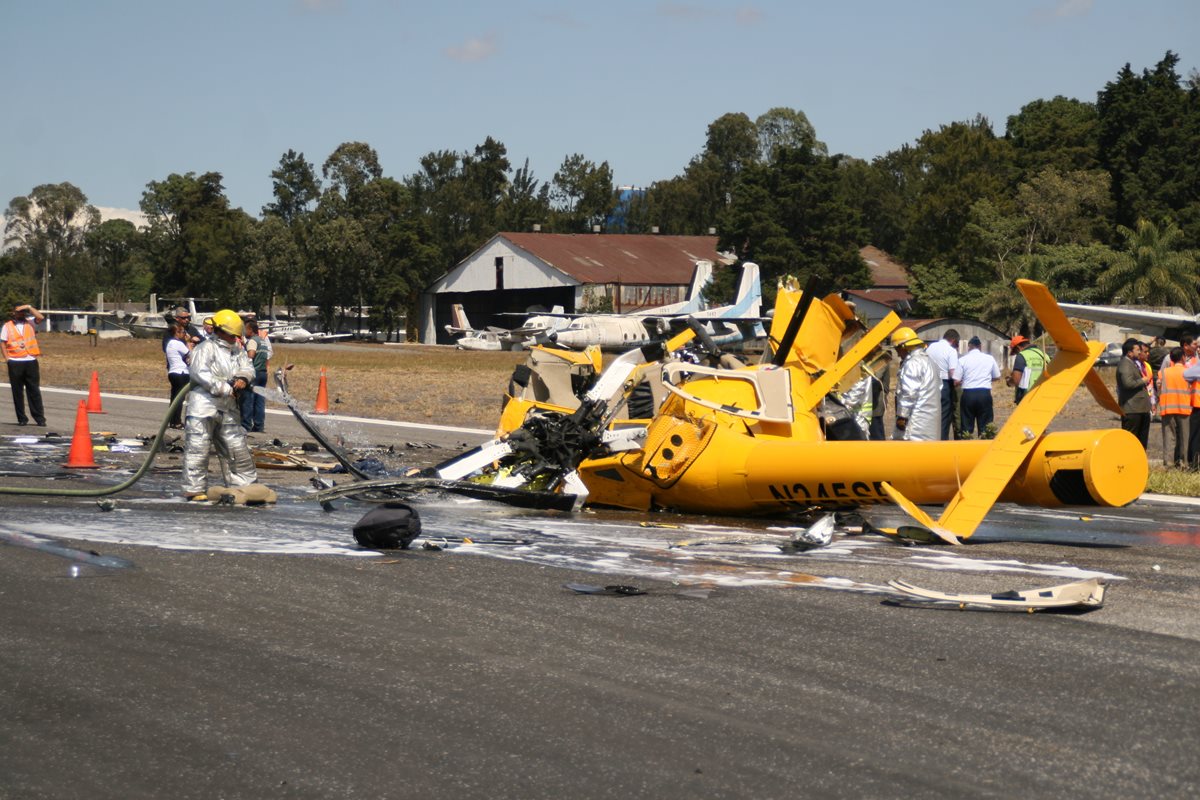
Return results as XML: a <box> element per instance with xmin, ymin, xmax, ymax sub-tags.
<box><xmin>887</xmin><ymin>577</ymin><xmax>1107</xmax><ymax>611</ymax></box>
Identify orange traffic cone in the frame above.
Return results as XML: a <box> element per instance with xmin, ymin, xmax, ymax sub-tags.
<box><xmin>64</xmin><ymin>400</ymin><xmax>99</xmax><ymax>469</ymax></box>
<box><xmin>85</xmin><ymin>370</ymin><xmax>105</xmax><ymax>413</ymax></box>
<box><xmin>314</xmin><ymin>367</ymin><xmax>330</xmax><ymax>415</ymax></box>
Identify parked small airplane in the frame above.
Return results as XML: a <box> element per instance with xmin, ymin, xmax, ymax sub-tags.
<box><xmin>106</xmin><ymin>297</ymin><xmax>222</xmax><ymax>339</ymax></box>
<box><xmin>409</xmin><ymin>276</ymin><xmax>1145</xmax><ymax>543</ymax></box>
<box><xmin>1059</xmin><ymin>301</ymin><xmax>1200</xmax><ymax>341</ymax></box>
<box><xmin>265</xmin><ymin>321</ymin><xmax>354</xmax><ymax>344</ymax></box>
<box><xmin>444</xmin><ymin>305</ymin><xmax>506</xmax><ymax>351</ymax></box>
<box><xmin>549</xmin><ymin>262</ymin><xmax>763</xmax><ymax>351</ymax></box>
<box><xmin>446</xmin><ymin>261</ymin><xmax>723</xmax><ymax>352</ymax></box>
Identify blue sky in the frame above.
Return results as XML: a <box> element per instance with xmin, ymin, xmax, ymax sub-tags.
<box><xmin>2</xmin><ymin>0</ymin><xmax>1196</xmax><ymax>221</ymax></box>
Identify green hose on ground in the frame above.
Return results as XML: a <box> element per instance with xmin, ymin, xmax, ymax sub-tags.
<box><xmin>0</xmin><ymin>385</ymin><xmax>191</xmax><ymax>497</ymax></box>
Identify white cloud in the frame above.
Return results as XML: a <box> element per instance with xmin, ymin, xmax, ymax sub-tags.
<box><xmin>1053</xmin><ymin>0</ymin><xmax>1093</xmax><ymax>18</ymax></box>
<box><xmin>96</xmin><ymin>207</ymin><xmax>148</xmax><ymax>228</ymax></box>
<box><xmin>0</xmin><ymin>208</ymin><xmax>148</xmax><ymax>251</ymax></box>
<box><xmin>445</xmin><ymin>32</ymin><xmax>499</xmax><ymax>63</ymax></box>
<box><xmin>735</xmin><ymin>5</ymin><xmax>763</xmax><ymax>25</ymax></box>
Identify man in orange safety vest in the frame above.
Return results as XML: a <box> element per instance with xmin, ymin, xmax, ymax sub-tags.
<box><xmin>1</xmin><ymin>302</ymin><xmax>47</xmax><ymax>426</ymax></box>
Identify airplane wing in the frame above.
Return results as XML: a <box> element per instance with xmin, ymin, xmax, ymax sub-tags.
<box><xmin>1059</xmin><ymin>302</ymin><xmax>1200</xmax><ymax>340</ymax></box>
<box><xmin>40</xmin><ymin>309</ymin><xmax>117</xmax><ymax>317</ymax></box>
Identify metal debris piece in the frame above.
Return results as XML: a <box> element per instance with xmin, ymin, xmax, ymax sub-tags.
<box><xmin>786</xmin><ymin>512</ymin><xmax>835</xmax><ymax>551</ymax></box>
<box><xmin>887</xmin><ymin>577</ymin><xmax>1107</xmax><ymax>611</ymax></box>
<box><xmin>307</xmin><ymin>475</ymin><xmax>578</xmax><ymax>512</ymax></box>
<box><xmin>254</xmin><ymin>450</ymin><xmax>337</xmax><ymax>471</ymax></box>
<box><xmin>564</xmin><ymin>582</ymin><xmax>713</xmax><ymax>599</ymax></box>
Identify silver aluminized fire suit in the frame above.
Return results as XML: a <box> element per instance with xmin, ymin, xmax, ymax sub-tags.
<box><xmin>840</xmin><ymin>374</ymin><xmax>873</xmax><ymax>438</ymax></box>
<box><xmin>894</xmin><ymin>347</ymin><xmax>941</xmax><ymax>442</ymax></box>
<box><xmin>182</xmin><ymin>335</ymin><xmax>257</xmax><ymax>495</ymax></box>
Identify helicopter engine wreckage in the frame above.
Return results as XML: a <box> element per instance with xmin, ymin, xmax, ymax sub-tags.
<box><xmin>306</xmin><ymin>279</ymin><xmax>1147</xmax><ymax>544</ymax></box>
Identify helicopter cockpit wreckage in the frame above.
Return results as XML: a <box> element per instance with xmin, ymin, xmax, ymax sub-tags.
<box><xmin>309</xmin><ymin>276</ymin><xmax>1147</xmax><ymax>551</ymax></box>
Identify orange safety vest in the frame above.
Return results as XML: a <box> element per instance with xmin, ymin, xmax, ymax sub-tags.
<box><xmin>1159</xmin><ymin>364</ymin><xmax>1191</xmax><ymax>415</ymax></box>
<box><xmin>1187</xmin><ymin>355</ymin><xmax>1200</xmax><ymax>409</ymax></box>
<box><xmin>1</xmin><ymin>321</ymin><xmax>41</xmax><ymax>359</ymax></box>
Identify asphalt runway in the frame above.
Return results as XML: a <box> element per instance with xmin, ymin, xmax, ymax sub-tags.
<box><xmin>1</xmin><ymin>389</ymin><xmax>1199</xmax><ymax>798</ymax></box>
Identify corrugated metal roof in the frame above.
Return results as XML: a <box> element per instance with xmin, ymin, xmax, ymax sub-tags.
<box><xmin>844</xmin><ymin>287</ymin><xmax>914</xmax><ymax>306</ymax></box>
<box><xmin>502</xmin><ymin>233</ymin><xmax>724</xmax><ymax>285</ymax></box>
<box><xmin>859</xmin><ymin>245</ymin><xmax>910</xmax><ymax>288</ymax></box>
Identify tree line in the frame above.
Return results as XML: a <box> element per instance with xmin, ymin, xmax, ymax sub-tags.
<box><xmin>3</xmin><ymin>51</ymin><xmax>1198</xmax><ymax>339</ymax></box>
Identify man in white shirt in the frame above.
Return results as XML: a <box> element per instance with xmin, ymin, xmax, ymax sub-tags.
<box><xmin>925</xmin><ymin>329</ymin><xmax>960</xmax><ymax>440</ymax></box>
<box><xmin>958</xmin><ymin>336</ymin><xmax>1001</xmax><ymax>437</ymax></box>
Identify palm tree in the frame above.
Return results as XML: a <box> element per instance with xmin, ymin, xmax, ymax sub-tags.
<box><xmin>1098</xmin><ymin>219</ymin><xmax>1200</xmax><ymax>311</ymax></box>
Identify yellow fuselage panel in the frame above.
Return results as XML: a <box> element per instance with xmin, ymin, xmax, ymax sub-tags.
<box><xmin>767</xmin><ymin>289</ymin><xmax>848</xmax><ymax>373</ymax></box>
<box><xmin>578</xmin><ymin>423</ymin><xmax>1147</xmax><ymax>514</ymax></box>
<box><xmin>659</xmin><ymin>369</ymin><xmax>822</xmax><ymax>440</ymax></box>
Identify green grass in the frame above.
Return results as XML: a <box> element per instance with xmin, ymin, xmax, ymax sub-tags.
<box><xmin>1146</xmin><ymin>466</ymin><xmax>1200</xmax><ymax>497</ymax></box>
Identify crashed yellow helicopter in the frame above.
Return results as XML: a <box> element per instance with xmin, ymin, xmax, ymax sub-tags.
<box><xmin>331</xmin><ymin>278</ymin><xmax>1146</xmax><ymax>545</ymax></box>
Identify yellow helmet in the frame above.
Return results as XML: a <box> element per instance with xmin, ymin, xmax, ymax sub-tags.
<box><xmin>890</xmin><ymin>327</ymin><xmax>923</xmax><ymax>349</ymax></box>
<box><xmin>212</xmin><ymin>309</ymin><xmax>244</xmax><ymax>337</ymax></box>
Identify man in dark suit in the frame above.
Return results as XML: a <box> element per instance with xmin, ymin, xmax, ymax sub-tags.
<box><xmin>1116</xmin><ymin>338</ymin><xmax>1152</xmax><ymax>448</ymax></box>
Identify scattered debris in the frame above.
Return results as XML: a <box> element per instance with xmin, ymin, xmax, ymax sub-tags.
<box><xmin>784</xmin><ymin>512</ymin><xmax>835</xmax><ymax>552</ymax></box>
<box><xmin>330</xmin><ymin>457</ymin><xmax>387</xmax><ymax>476</ymax></box>
<box><xmin>254</xmin><ymin>450</ymin><xmax>337</xmax><ymax>471</ymax></box>
<box><xmin>206</xmin><ymin>484</ymin><xmax>279</xmax><ymax>506</ymax></box>
<box><xmin>887</xmin><ymin>577</ymin><xmax>1107</xmax><ymax>612</ymax></box>
<box><xmin>564</xmin><ymin>582</ymin><xmax>714</xmax><ymax>599</ymax></box>
<box><xmin>352</xmin><ymin>503</ymin><xmax>422</xmax><ymax>550</ymax></box>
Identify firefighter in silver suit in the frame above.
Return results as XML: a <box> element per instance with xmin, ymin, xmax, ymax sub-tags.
<box><xmin>182</xmin><ymin>309</ymin><xmax>258</xmax><ymax>500</ymax></box>
<box><xmin>891</xmin><ymin>327</ymin><xmax>941</xmax><ymax>442</ymax></box>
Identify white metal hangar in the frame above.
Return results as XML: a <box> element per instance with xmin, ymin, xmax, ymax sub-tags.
<box><xmin>418</xmin><ymin>232</ymin><xmax>732</xmax><ymax>344</ymax></box>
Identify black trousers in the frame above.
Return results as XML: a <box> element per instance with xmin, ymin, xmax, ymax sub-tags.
<box><xmin>1189</xmin><ymin>408</ymin><xmax>1200</xmax><ymax>467</ymax></box>
<box><xmin>939</xmin><ymin>380</ymin><xmax>955</xmax><ymax>439</ymax></box>
<box><xmin>1122</xmin><ymin>411</ymin><xmax>1151</xmax><ymax>450</ymax></box>
<box><xmin>168</xmin><ymin>372</ymin><xmax>190</xmax><ymax>426</ymax></box>
<box><xmin>7</xmin><ymin>359</ymin><xmax>45</xmax><ymax>425</ymax></box>
<box><xmin>959</xmin><ymin>388</ymin><xmax>994</xmax><ymax>437</ymax></box>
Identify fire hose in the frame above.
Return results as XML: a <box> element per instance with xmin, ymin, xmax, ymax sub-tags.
<box><xmin>0</xmin><ymin>386</ymin><xmax>191</xmax><ymax>497</ymax></box>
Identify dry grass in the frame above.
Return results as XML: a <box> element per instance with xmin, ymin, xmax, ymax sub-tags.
<box><xmin>37</xmin><ymin>334</ymin><xmax>526</xmax><ymax>428</ymax></box>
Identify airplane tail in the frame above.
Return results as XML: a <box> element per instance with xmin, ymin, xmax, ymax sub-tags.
<box><xmin>653</xmin><ymin>261</ymin><xmax>714</xmax><ymax>315</ymax></box>
<box><xmin>732</xmin><ymin>262</ymin><xmax>762</xmax><ymax>318</ymax></box>
<box><xmin>682</xmin><ymin>260</ymin><xmax>714</xmax><ymax>313</ymax></box>
<box><xmin>446</xmin><ymin>303</ymin><xmax>475</xmax><ymax>334</ymax></box>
